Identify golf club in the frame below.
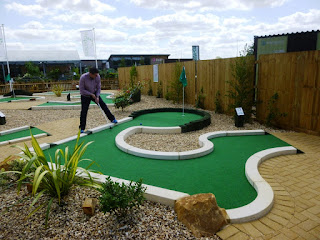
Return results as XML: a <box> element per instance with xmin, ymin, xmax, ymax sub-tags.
<box><xmin>97</xmin><ymin>102</ymin><xmax>109</xmax><ymax>124</ymax></box>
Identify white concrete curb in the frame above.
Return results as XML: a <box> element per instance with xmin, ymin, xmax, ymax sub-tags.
<box><xmin>31</xmin><ymin>103</ymin><xmax>114</xmax><ymax>110</ymax></box>
<box><xmin>0</xmin><ymin>95</ymin><xmax>45</xmax><ymax>103</ymax></box>
<box><xmin>0</xmin><ymin>125</ymin><xmax>29</xmax><ymax>135</ymax></box>
<box><xmin>226</xmin><ymin>146</ymin><xmax>297</xmax><ymax>223</ymax></box>
<box><xmin>115</xmin><ymin>128</ymin><xmax>265</xmax><ymax>160</ymax></box>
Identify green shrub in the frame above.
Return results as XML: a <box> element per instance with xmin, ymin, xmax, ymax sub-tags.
<box><xmin>129</xmin><ymin>65</ymin><xmax>138</xmax><ymax>88</ymax></box>
<box><xmin>147</xmin><ymin>79</ymin><xmax>153</xmax><ymax>96</ymax></box>
<box><xmin>157</xmin><ymin>81</ymin><xmax>163</xmax><ymax>98</ymax></box>
<box><xmin>0</xmin><ymin>130</ymin><xmax>100</xmax><ymax>228</ymax></box>
<box><xmin>48</xmin><ymin>68</ymin><xmax>62</xmax><ymax>81</ymax></box>
<box><xmin>169</xmin><ymin>62</ymin><xmax>183</xmax><ymax>103</ymax></box>
<box><xmin>266</xmin><ymin>92</ymin><xmax>287</xmax><ymax>127</ymax></box>
<box><xmin>52</xmin><ymin>84</ymin><xmax>64</xmax><ymax>97</ymax></box>
<box><xmin>99</xmin><ymin>177</ymin><xmax>146</xmax><ymax>217</ymax></box>
<box><xmin>215</xmin><ymin>90</ymin><xmax>223</xmax><ymax>114</ymax></box>
<box><xmin>195</xmin><ymin>87</ymin><xmax>206</xmax><ymax>109</ymax></box>
<box><xmin>227</xmin><ymin>50</ymin><xmax>254</xmax><ymax>122</ymax></box>
<box><xmin>113</xmin><ymin>92</ymin><xmax>130</xmax><ymax>111</ymax></box>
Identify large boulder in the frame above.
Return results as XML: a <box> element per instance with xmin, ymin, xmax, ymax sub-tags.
<box><xmin>174</xmin><ymin>193</ymin><xmax>229</xmax><ymax>237</ymax></box>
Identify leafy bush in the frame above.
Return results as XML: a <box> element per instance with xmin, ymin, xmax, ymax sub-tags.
<box><xmin>0</xmin><ymin>168</ymin><xmax>11</xmax><ymax>185</ymax></box>
<box><xmin>266</xmin><ymin>92</ymin><xmax>287</xmax><ymax>127</ymax></box>
<box><xmin>0</xmin><ymin>130</ymin><xmax>100</xmax><ymax>227</ymax></box>
<box><xmin>52</xmin><ymin>84</ymin><xmax>64</xmax><ymax>97</ymax></box>
<box><xmin>25</xmin><ymin>61</ymin><xmax>41</xmax><ymax>77</ymax></box>
<box><xmin>195</xmin><ymin>87</ymin><xmax>206</xmax><ymax>109</ymax></box>
<box><xmin>47</xmin><ymin>68</ymin><xmax>62</xmax><ymax>81</ymax></box>
<box><xmin>113</xmin><ymin>91</ymin><xmax>130</xmax><ymax>111</ymax></box>
<box><xmin>227</xmin><ymin>49</ymin><xmax>254</xmax><ymax>123</ymax></box>
<box><xmin>147</xmin><ymin>79</ymin><xmax>153</xmax><ymax>96</ymax></box>
<box><xmin>168</xmin><ymin>62</ymin><xmax>183</xmax><ymax>103</ymax></box>
<box><xmin>129</xmin><ymin>65</ymin><xmax>138</xmax><ymax>88</ymax></box>
<box><xmin>157</xmin><ymin>81</ymin><xmax>163</xmax><ymax>98</ymax></box>
<box><xmin>215</xmin><ymin>90</ymin><xmax>223</xmax><ymax>114</ymax></box>
<box><xmin>99</xmin><ymin>177</ymin><xmax>146</xmax><ymax>217</ymax></box>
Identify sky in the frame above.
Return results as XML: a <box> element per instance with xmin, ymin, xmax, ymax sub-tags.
<box><xmin>0</xmin><ymin>0</ymin><xmax>319</xmax><ymax>60</ymax></box>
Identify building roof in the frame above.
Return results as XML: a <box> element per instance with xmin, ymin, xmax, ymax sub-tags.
<box><xmin>108</xmin><ymin>54</ymin><xmax>170</xmax><ymax>61</ymax></box>
<box><xmin>0</xmin><ymin>50</ymin><xmax>80</xmax><ymax>62</ymax></box>
<box><xmin>254</xmin><ymin>30</ymin><xmax>320</xmax><ymax>39</ymax></box>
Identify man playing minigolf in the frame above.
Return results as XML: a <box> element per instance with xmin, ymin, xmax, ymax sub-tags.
<box><xmin>79</xmin><ymin>67</ymin><xmax>117</xmax><ymax>133</ymax></box>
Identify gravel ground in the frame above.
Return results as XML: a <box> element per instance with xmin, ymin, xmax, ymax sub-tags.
<box><xmin>0</xmin><ymin>92</ymin><xmax>288</xmax><ymax>239</ymax></box>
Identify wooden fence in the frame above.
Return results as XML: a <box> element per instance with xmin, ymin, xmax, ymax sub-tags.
<box><xmin>118</xmin><ymin>57</ymin><xmax>255</xmax><ymax>114</ymax></box>
<box><xmin>256</xmin><ymin>50</ymin><xmax>320</xmax><ymax>135</ymax></box>
<box><xmin>0</xmin><ymin>78</ymin><xmax>119</xmax><ymax>94</ymax></box>
<box><xmin>119</xmin><ymin>51</ymin><xmax>320</xmax><ymax>135</ymax></box>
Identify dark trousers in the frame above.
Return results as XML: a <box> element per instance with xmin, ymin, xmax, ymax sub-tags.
<box><xmin>79</xmin><ymin>95</ymin><xmax>115</xmax><ymax>130</ymax></box>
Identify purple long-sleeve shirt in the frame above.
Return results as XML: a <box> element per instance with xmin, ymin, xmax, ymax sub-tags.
<box><xmin>79</xmin><ymin>72</ymin><xmax>101</xmax><ymax>97</ymax></box>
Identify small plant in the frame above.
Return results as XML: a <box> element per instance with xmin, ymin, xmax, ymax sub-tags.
<box><xmin>113</xmin><ymin>91</ymin><xmax>130</xmax><ymax>111</ymax></box>
<box><xmin>169</xmin><ymin>62</ymin><xmax>183</xmax><ymax>103</ymax></box>
<box><xmin>226</xmin><ymin>47</ymin><xmax>254</xmax><ymax>122</ymax></box>
<box><xmin>0</xmin><ymin>168</ymin><xmax>11</xmax><ymax>185</ymax></box>
<box><xmin>157</xmin><ymin>81</ymin><xmax>163</xmax><ymax>98</ymax></box>
<box><xmin>48</xmin><ymin>68</ymin><xmax>62</xmax><ymax>81</ymax></box>
<box><xmin>266</xmin><ymin>92</ymin><xmax>287</xmax><ymax>127</ymax></box>
<box><xmin>129</xmin><ymin>65</ymin><xmax>138</xmax><ymax>88</ymax></box>
<box><xmin>215</xmin><ymin>90</ymin><xmax>223</xmax><ymax>114</ymax></box>
<box><xmin>0</xmin><ymin>130</ymin><xmax>100</xmax><ymax>228</ymax></box>
<box><xmin>195</xmin><ymin>87</ymin><xmax>206</xmax><ymax>109</ymax></box>
<box><xmin>147</xmin><ymin>79</ymin><xmax>153</xmax><ymax>96</ymax></box>
<box><xmin>99</xmin><ymin>176</ymin><xmax>146</xmax><ymax>217</ymax></box>
<box><xmin>52</xmin><ymin>84</ymin><xmax>64</xmax><ymax>97</ymax></box>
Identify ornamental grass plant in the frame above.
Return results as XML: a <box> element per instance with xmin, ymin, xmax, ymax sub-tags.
<box><xmin>0</xmin><ymin>130</ymin><xmax>100</xmax><ymax>228</ymax></box>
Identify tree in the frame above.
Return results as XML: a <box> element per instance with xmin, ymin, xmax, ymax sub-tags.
<box><xmin>25</xmin><ymin>61</ymin><xmax>41</xmax><ymax>76</ymax></box>
<box><xmin>227</xmin><ymin>47</ymin><xmax>255</xmax><ymax>122</ymax></box>
<box><xmin>119</xmin><ymin>58</ymin><xmax>126</xmax><ymax>67</ymax></box>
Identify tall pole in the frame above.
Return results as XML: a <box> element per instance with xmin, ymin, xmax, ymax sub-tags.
<box><xmin>1</xmin><ymin>24</ymin><xmax>14</xmax><ymax>97</ymax></box>
<box><xmin>182</xmin><ymin>86</ymin><xmax>185</xmax><ymax>116</ymax></box>
<box><xmin>92</xmin><ymin>28</ymin><xmax>98</xmax><ymax>69</ymax></box>
<box><xmin>1</xmin><ymin>24</ymin><xmax>10</xmax><ymax>79</ymax></box>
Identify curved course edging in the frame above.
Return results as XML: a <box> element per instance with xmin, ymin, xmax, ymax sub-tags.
<box><xmin>115</xmin><ymin>128</ymin><xmax>266</xmax><ymax>160</ymax></box>
<box><xmin>129</xmin><ymin>108</ymin><xmax>211</xmax><ymax>133</ymax></box>
<box><xmin>227</xmin><ymin>146</ymin><xmax>297</xmax><ymax>223</ymax></box>
<box><xmin>115</xmin><ymin>127</ymin><xmax>298</xmax><ymax>223</ymax></box>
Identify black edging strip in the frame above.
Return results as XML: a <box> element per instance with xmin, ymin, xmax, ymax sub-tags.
<box><xmin>129</xmin><ymin>108</ymin><xmax>211</xmax><ymax>133</ymax></box>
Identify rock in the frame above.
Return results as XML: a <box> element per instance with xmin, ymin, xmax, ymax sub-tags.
<box><xmin>82</xmin><ymin>198</ymin><xmax>98</xmax><ymax>216</ymax></box>
<box><xmin>174</xmin><ymin>193</ymin><xmax>229</xmax><ymax>237</ymax></box>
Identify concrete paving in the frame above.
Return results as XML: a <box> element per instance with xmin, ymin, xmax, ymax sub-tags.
<box><xmin>217</xmin><ymin>132</ymin><xmax>320</xmax><ymax>240</ymax></box>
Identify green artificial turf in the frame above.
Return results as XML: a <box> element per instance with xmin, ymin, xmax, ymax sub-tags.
<box><xmin>43</xmin><ymin>112</ymin><xmax>291</xmax><ymax>209</ymax></box>
<box><xmin>38</xmin><ymin>93</ymin><xmax>113</xmax><ymax>106</ymax></box>
<box><xmin>0</xmin><ymin>97</ymin><xmax>33</xmax><ymax>102</ymax></box>
<box><xmin>0</xmin><ymin>127</ymin><xmax>48</xmax><ymax>142</ymax></box>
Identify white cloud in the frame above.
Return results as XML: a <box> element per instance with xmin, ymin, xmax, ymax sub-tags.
<box><xmin>5</xmin><ymin>0</ymin><xmax>115</xmax><ymax>19</ymax></box>
<box><xmin>279</xmin><ymin>9</ymin><xmax>320</xmax><ymax>27</ymax></box>
<box><xmin>130</xmin><ymin>0</ymin><xmax>289</xmax><ymax>11</ymax></box>
<box><xmin>5</xmin><ymin>2</ymin><xmax>52</xmax><ymax>18</ymax></box>
<box><xmin>37</xmin><ymin>0</ymin><xmax>115</xmax><ymax>13</ymax></box>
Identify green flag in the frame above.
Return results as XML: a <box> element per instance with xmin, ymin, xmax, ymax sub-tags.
<box><xmin>179</xmin><ymin>66</ymin><xmax>187</xmax><ymax>87</ymax></box>
<box><xmin>5</xmin><ymin>73</ymin><xmax>10</xmax><ymax>82</ymax></box>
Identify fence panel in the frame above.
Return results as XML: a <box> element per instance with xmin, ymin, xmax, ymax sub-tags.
<box><xmin>256</xmin><ymin>50</ymin><xmax>320</xmax><ymax>135</ymax></box>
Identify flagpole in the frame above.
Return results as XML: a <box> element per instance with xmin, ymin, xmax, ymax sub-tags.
<box><xmin>1</xmin><ymin>24</ymin><xmax>10</xmax><ymax>80</ymax></box>
<box><xmin>92</xmin><ymin>28</ymin><xmax>98</xmax><ymax>69</ymax></box>
<box><xmin>1</xmin><ymin>24</ymin><xmax>14</xmax><ymax>97</ymax></box>
<box><xmin>182</xmin><ymin>85</ymin><xmax>185</xmax><ymax>116</ymax></box>
<box><xmin>182</xmin><ymin>65</ymin><xmax>185</xmax><ymax>116</ymax></box>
